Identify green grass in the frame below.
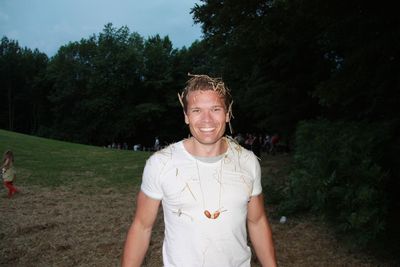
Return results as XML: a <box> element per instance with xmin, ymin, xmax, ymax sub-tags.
<box><xmin>0</xmin><ymin>129</ymin><xmax>151</xmax><ymax>189</ymax></box>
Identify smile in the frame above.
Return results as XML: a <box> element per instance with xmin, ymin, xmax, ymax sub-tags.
<box><xmin>199</xmin><ymin>127</ymin><xmax>215</xmax><ymax>132</ymax></box>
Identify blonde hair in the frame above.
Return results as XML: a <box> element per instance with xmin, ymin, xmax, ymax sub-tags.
<box><xmin>2</xmin><ymin>150</ymin><xmax>14</xmax><ymax>169</ymax></box>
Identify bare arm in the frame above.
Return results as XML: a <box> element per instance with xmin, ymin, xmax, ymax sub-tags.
<box><xmin>121</xmin><ymin>190</ymin><xmax>161</xmax><ymax>267</ymax></box>
<box><xmin>247</xmin><ymin>194</ymin><xmax>277</xmax><ymax>267</ymax></box>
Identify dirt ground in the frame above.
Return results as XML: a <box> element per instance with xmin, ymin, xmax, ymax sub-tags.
<box><xmin>1</xmin><ymin>184</ymin><xmax>391</xmax><ymax>267</ymax></box>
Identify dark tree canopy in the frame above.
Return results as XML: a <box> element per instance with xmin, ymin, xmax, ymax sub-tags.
<box><xmin>192</xmin><ymin>0</ymin><xmax>400</xmax><ymax>135</ymax></box>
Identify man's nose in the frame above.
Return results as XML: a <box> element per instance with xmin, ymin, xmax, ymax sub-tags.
<box><xmin>201</xmin><ymin>110</ymin><xmax>212</xmax><ymax>121</ymax></box>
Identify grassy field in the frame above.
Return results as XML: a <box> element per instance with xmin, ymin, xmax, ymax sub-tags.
<box><xmin>0</xmin><ymin>129</ymin><xmax>389</xmax><ymax>266</ymax></box>
<box><xmin>0</xmin><ymin>129</ymin><xmax>150</xmax><ymax>188</ymax></box>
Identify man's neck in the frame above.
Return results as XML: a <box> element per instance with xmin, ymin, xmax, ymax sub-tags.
<box><xmin>183</xmin><ymin>137</ymin><xmax>227</xmax><ymax>157</ymax></box>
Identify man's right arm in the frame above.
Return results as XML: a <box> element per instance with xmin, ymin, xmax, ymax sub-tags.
<box><xmin>121</xmin><ymin>190</ymin><xmax>161</xmax><ymax>267</ymax></box>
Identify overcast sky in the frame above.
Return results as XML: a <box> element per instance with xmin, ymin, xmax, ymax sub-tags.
<box><xmin>0</xmin><ymin>0</ymin><xmax>203</xmax><ymax>56</ymax></box>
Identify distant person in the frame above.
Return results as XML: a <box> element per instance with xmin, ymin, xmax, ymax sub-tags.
<box><xmin>154</xmin><ymin>137</ymin><xmax>160</xmax><ymax>151</ymax></box>
<box><xmin>2</xmin><ymin>150</ymin><xmax>19</xmax><ymax>198</ymax></box>
<box><xmin>270</xmin><ymin>134</ymin><xmax>280</xmax><ymax>155</ymax></box>
<box><xmin>263</xmin><ymin>134</ymin><xmax>271</xmax><ymax>152</ymax></box>
<box><xmin>122</xmin><ymin>74</ymin><xmax>276</xmax><ymax>267</ymax></box>
<box><xmin>234</xmin><ymin>132</ymin><xmax>245</xmax><ymax>145</ymax></box>
<box><xmin>252</xmin><ymin>134</ymin><xmax>262</xmax><ymax>158</ymax></box>
<box><xmin>244</xmin><ymin>133</ymin><xmax>254</xmax><ymax>150</ymax></box>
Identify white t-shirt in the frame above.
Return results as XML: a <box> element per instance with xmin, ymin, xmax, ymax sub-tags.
<box><xmin>141</xmin><ymin>138</ymin><xmax>262</xmax><ymax>267</ymax></box>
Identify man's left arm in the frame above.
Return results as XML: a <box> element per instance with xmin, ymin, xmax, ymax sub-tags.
<box><xmin>247</xmin><ymin>194</ymin><xmax>277</xmax><ymax>267</ymax></box>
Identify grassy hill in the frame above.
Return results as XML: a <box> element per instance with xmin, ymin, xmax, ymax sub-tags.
<box><xmin>0</xmin><ymin>129</ymin><xmax>150</xmax><ymax>188</ymax></box>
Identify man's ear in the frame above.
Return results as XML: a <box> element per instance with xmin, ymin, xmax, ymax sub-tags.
<box><xmin>184</xmin><ymin>112</ymin><xmax>189</xmax><ymax>125</ymax></box>
<box><xmin>225</xmin><ymin>112</ymin><xmax>230</xmax><ymax>123</ymax></box>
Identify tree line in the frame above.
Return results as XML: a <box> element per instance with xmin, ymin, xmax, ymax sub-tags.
<box><xmin>1</xmin><ymin>24</ymin><xmax>207</xmax><ymax>146</ymax></box>
<box><xmin>1</xmin><ymin>0</ymin><xmax>399</xmax><ymax>258</ymax></box>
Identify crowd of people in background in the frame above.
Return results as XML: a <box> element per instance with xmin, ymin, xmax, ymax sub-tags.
<box><xmin>105</xmin><ymin>142</ymin><xmax>152</xmax><ymax>152</ymax></box>
<box><xmin>105</xmin><ymin>137</ymin><xmax>163</xmax><ymax>152</ymax></box>
<box><xmin>233</xmin><ymin>133</ymin><xmax>282</xmax><ymax>157</ymax></box>
<box><xmin>105</xmin><ymin>134</ymin><xmax>285</xmax><ymax>156</ymax></box>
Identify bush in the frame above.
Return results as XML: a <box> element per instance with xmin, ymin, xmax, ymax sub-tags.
<box><xmin>282</xmin><ymin>119</ymin><xmax>390</xmax><ymax>248</ymax></box>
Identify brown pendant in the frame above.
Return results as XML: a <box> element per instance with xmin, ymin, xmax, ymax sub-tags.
<box><xmin>204</xmin><ymin>210</ymin><xmax>221</xmax><ymax>219</ymax></box>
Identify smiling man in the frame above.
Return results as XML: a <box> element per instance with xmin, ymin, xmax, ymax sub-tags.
<box><xmin>122</xmin><ymin>74</ymin><xmax>277</xmax><ymax>267</ymax></box>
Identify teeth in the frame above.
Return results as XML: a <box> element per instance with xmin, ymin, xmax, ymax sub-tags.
<box><xmin>200</xmin><ymin>128</ymin><xmax>214</xmax><ymax>132</ymax></box>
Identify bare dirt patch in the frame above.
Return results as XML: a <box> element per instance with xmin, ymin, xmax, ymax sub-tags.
<box><xmin>1</xmin><ymin>186</ymin><xmax>134</xmax><ymax>266</ymax></box>
<box><xmin>270</xmin><ymin>213</ymin><xmax>387</xmax><ymax>266</ymax></box>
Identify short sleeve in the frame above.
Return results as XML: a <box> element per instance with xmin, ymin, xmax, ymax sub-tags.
<box><xmin>251</xmin><ymin>155</ymin><xmax>262</xmax><ymax>196</ymax></box>
<box><xmin>140</xmin><ymin>155</ymin><xmax>163</xmax><ymax>200</ymax></box>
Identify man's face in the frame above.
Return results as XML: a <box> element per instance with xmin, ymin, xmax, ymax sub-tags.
<box><xmin>184</xmin><ymin>90</ymin><xmax>230</xmax><ymax>146</ymax></box>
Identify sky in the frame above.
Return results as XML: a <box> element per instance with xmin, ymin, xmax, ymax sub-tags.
<box><xmin>0</xmin><ymin>0</ymin><xmax>203</xmax><ymax>56</ymax></box>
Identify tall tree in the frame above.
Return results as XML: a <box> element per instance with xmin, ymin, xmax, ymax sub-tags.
<box><xmin>0</xmin><ymin>37</ymin><xmax>22</xmax><ymax>131</ymax></box>
<box><xmin>192</xmin><ymin>0</ymin><xmax>327</xmax><ymax>137</ymax></box>
<box><xmin>0</xmin><ymin>37</ymin><xmax>48</xmax><ymax>133</ymax></box>
<box><xmin>309</xmin><ymin>0</ymin><xmax>400</xmax><ymax>121</ymax></box>
<box><xmin>45</xmin><ymin>24</ymin><xmax>184</xmax><ymax>145</ymax></box>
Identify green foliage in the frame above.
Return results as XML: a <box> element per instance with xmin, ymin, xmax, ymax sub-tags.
<box><xmin>260</xmin><ymin>153</ymin><xmax>293</xmax><ymax>207</ymax></box>
<box><xmin>192</xmin><ymin>0</ymin><xmax>399</xmax><ymax>137</ymax></box>
<box><xmin>2</xmin><ymin>1</ymin><xmax>399</xmax><ymax>146</ymax></box>
<box><xmin>310</xmin><ymin>0</ymin><xmax>400</xmax><ymax>122</ymax></box>
<box><xmin>0</xmin><ymin>37</ymin><xmax>49</xmax><ymax>133</ymax></box>
<box><xmin>43</xmin><ymin>23</ymin><xmax>187</xmax><ymax>145</ymax></box>
<box><xmin>192</xmin><ymin>0</ymin><xmax>328</xmax><ymax>135</ymax></box>
<box><xmin>0</xmin><ymin>129</ymin><xmax>149</xmax><ymax>189</ymax></box>
<box><xmin>283</xmin><ymin>119</ymin><xmax>390</xmax><ymax>247</ymax></box>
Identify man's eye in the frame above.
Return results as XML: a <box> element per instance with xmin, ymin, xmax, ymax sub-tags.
<box><xmin>212</xmin><ymin>107</ymin><xmax>222</xmax><ymax>112</ymax></box>
<box><xmin>192</xmin><ymin>109</ymin><xmax>200</xmax><ymax>113</ymax></box>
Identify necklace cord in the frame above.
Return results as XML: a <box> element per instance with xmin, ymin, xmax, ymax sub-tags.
<box><xmin>195</xmin><ymin>153</ymin><xmax>225</xmax><ymax>219</ymax></box>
